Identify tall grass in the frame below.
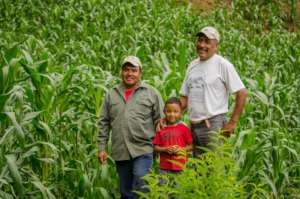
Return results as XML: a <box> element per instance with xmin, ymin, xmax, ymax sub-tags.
<box><xmin>1</xmin><ymin>0</ymin><xmax>299</xmax><ymax>198</ymax></box>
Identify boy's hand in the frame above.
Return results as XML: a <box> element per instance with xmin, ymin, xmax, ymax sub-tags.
<box><xmin>165</xmin><ymin>145</ymin><xmax>185</xmax><ymax>155</ymax></box>
<box><xmin>172</xmin><ymin>145</ymin><xmax>181</xmax><ymax>154</ymax></box>
<box><xmin>165</xmin><ymin>146</ymin><xmax>175</xmax><ymax>154</ymax></box>
<box><xmin>173</xmin><ymin>145</ymin><xmax>187</xmax><ymax>156</ymax></box>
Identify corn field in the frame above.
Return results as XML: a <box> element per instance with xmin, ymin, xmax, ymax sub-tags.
<box><xmin>0</xmin><ymin>0</ymin><xmax>299</xmax><ymax>198</ymax></box>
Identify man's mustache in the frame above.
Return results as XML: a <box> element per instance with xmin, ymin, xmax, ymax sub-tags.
<box><xmin>197</xmin><ymin>47</ymin><xmax>208</xmax><ymax>52</ymax></box>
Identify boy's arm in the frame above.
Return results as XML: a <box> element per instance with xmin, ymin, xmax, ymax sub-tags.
<box><xmin>180</xmin><ymin>96</ymin><xmax>188</xmax><ymax>112</ymax></box>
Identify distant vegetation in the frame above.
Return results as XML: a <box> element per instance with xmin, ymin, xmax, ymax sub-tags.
<box><xmin>0</xmin><ymin>0</ymin><xmax>299</xmax><ymax>198</ymax></box>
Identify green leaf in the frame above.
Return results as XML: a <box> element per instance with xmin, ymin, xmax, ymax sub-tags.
<box><xmin>32</xmin><ymin>180</ymin><xmax>47</xmax><ymax>198</ymax></box>
<box><xmin>4</xmin><ymin>44</ymin><xmax>18</xmax><ymax>64</ymax></box>
<box><xmin>4</xmin><ymin>112</ymin><xmax>25</xmax><ymax>145</ymax></box>
<box><xmin>37</xmin><ymin>60</ymin><xmax>48</xmax><ymax>73</ymax></box>
<box><xmin>38</xmin><ymin>121</ymin><xmax>53</xmax><ymax>139</ymax></box>
<box><xmin>22</xmin><ymin>50</ymin><xmax>33</xmax><ymax>64</ymax></box>
<box><xmin>253</xmin><ymin>91</ymin><xmax>269</xmax><ymax>106</ymax></box>
<box><xmin>20</xmin><ymin>60</ymin><xmax>41</xmax><ymax>89</ymax></box>
<box><xmin>23</xmin><ymin>111</ymin><xmax>42</xmax><ymax>122</ymax></box>
<box><xmin>0</xmin><ymin>190</ymin><xmax>14</xmax><ymax>199</ymax></box>
<box><xmin>5</xmin><ymin>154</ymin><xmax>24</xmax><ymax>197</ymax></box>
<box><xmin>260</xmin><ymin>171</ymin><xmax>278</xmax><ymax>198</ymax></box>
<box><xmin>78</xmin><ymin>174</ymin><xmax>91</xmax><ymax>197</ymax></box>
<box><xmin>101</xmin><ymin>164</ymin><xmax>109</xmax><ymax>181</ymax></box>
<box><xmin>99</xmin><ymin>187</ymin><xmax>110</xmax><ymax>199</ymax></box>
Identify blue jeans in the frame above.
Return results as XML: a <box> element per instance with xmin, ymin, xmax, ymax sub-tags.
<box><xmin>159</xmin><ymin>169</ymin><xmax>182</xmax><ymax>175</ymax></box>
<box><xmin>115</xmin><ymin>153</ymin><xmax>153</xmax><ymax>199</ymax></box>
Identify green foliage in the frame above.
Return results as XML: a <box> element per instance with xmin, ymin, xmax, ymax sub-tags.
<box><xmin>0</xmin><ymin>0</ymin><xmax>299</xmax><ymax>198</ymax></box>
<box><xmin>140</xmin><ymin>143</ymin><xmax>245</xmax><ymax>199</ymax></box>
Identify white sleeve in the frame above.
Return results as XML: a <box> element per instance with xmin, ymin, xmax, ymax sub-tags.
<box><xmin>180</xmin><ymin>70</ymin><xmax>189</xmax><ymax>96</ymax></box>
<box><xmin>222</xmin><ymin>62</ymin><xmax>245</xmax><ymax>93</ymax></box>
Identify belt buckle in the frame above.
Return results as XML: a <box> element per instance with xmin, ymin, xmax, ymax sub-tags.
<box><xmin>191</xmin><ymin>119</ymin><xmax>211</xmax><ymax>128</ymax></box>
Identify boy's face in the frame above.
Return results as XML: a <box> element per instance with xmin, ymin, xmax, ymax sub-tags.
<box><xmin>164</xmin><ymin>103</ymin><xmax>182</xmax><ymax>125</ymax></box>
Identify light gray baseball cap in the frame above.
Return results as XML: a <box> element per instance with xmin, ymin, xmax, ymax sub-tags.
<box><xmin>122</xmin><ymin>55</ymin><xmax>142</xmax><ymax>68</ymax></box>
<box><xmin>196</xmin><ymin>26</ymin><xmax>220</xmax><ymax>42</ymax></box>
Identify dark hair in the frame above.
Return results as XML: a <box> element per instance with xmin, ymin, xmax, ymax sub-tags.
<box><xmin>165</xmin><ymin>97</ymin><xmax>182</xmax><ymax>108</ymax></box>
<box><xmin>122</xmin><ymin>62</ymin><xmax>142</xmax><ymax>72</ymax></box>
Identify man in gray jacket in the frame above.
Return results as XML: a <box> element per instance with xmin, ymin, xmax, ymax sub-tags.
<box><xmin>98</xmin><ymin>55</ymin><xmax>164</xmax><ymax>199</ymax></box>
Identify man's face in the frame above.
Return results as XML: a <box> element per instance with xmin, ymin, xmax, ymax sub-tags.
<box><xmin>196</xmin><ymin>34</ymin><xmax>218</xmax><ymax>61</ymax></box>
<box><xmin>121</xmin><ymin>64</ymin><xmax>141</xmax><ymax>88</ymax></box>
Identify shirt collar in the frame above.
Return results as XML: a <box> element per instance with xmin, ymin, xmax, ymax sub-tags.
<box><xmin>115</xmin><ymin>81</ymin><xmax>147</xmax><ymax>93</ymax></box>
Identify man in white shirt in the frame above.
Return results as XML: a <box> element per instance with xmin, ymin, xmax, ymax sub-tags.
<box><xmin>180</xmin><ymin>26</ymin><xmax>248</xmax><ymax>156</ymax></box>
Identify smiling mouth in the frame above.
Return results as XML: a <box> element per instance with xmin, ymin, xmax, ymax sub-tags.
<box><xmin>198</xmin><ymin>48</ymin><xmax>208</xmax><ymax>53</ymax></box>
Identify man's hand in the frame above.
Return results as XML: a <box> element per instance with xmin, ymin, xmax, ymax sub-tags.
<box><xmin>222</xmin><ymin>120</ymin><xmax>237</xmax><ymax>137</ymax></box>
<box><xmin>98</xmin><ymin>151</ymin><xmax>107</xmax><ymax>164</ymax></box>
<box><xmin>156</xmin><ymin>118</ymin><xmax>166</xmax><ymax>131</ymax></box>
<box><xmin>222</xmin><ymin>88</ymin><xmax>248</xmax><ymax>137</ymax></box>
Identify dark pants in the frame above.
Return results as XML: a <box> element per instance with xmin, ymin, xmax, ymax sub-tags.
<box><xmin>115</xmin><ymin>153</ymin><xmax>153</xmax><ymax>199</ymax></box>
<box><xmin>191</xmin><ymin>114</ymin><xmax>226</xmax><ymax>156</ymax></box>
<box><xmin>158</xmin><ymin>169</ymin><xmax>181</xmax><ymax>185</ymax></box>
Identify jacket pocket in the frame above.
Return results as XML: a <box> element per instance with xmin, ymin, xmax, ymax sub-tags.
<box><xmin>109</xmin><ymin>101</ymin><xmax>121</xmax><ymax>120</ymax></box>
<box><xmin>134</xmin><ymin>99</ymin><xmax>153</xmax><ymax>120</ymax></box>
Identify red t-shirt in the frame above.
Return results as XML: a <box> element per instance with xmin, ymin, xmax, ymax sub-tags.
<box><xmin>124</xmin><ymin>87</ymin><xmax>136</xmax><ymax>102</ymax></box>
<box><xmin>153</xmin><ymin>123</ymin><xmax>193</xmax><ymax>171</ymax></box>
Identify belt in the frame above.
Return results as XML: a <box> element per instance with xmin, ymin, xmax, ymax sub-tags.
<box><xmin>190</xmin><ymin>119</ymin><xmax>211</xmax><ymax>128</ymax></box>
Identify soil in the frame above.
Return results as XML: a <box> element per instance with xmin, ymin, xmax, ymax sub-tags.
<box><xmin>186</xmin><ymin>0</ymin><xmax>231</xmax><ymax>11</ymax></box>
<box><xmin>177</xmin><ymin>0</ymin><xmax>299</xmax><ymax>32</ymax></box>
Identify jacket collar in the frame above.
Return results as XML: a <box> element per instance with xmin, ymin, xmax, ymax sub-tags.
<box><xmin>114</xmin><ymin>81</ymin><xmax>147</xmax><ymax>93</ymax></box>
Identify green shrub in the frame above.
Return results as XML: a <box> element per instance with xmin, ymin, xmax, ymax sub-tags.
<box><xmin>140</xmin><ymin>141</ymin><xmax>246</xmax><ymax>199</ymax></box>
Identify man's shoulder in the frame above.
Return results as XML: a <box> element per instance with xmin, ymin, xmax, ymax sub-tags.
<box><xmin>140</xmin><ymin>81</ymin><xmax>153</xmax><ymax>89</ymax></box>
<box><xmin>140</xmin><ymin>82</ymin><xmax>160</xmax><ymax>95</ymax></box>
<box><xmin>187</xmin><ymin>58</ymin><xmax>200</xmax><ymax>71</ymax></box>
<box><xmin>108</xmin><ymin>83</ymin><xmax>121</xmax><ymax>93</ymax></box>
<box><xmin>215</xmin><ymin>54</ymin><xmax>233</xmax><ymax>67</ymax></box>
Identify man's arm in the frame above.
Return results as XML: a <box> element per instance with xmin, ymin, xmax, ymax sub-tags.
<box><xmin>223</xmin><ymin>88</ymin><xmax>248</xmax><ymax>136</ymax></box>
<box><xmin>98</xmin><ymin>93</ymin><xmax>111</xmax><ymax>164</ymax></box>
<box><xmin>180</xmin><ymin>96</ymin><xmax>188</xmax><ymax>111</ymax></box>
<box><xmin>152</xmin><ymin>89</ymin><xmax>164</xmax><ymax>126</ymax></box>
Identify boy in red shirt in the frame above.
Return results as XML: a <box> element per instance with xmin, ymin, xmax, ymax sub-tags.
<box><xmin>153</xmin><ymin>97</ymin><xmax>193</xmax><ymax>174</ymax></box>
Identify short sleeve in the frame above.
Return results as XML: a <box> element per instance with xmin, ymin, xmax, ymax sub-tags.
<box><xmin>181</xmin><ymin>125</ymin><xmax>193</xmax><ymax>144</ymax></box>
<box><xmin>222</xmin><ymin>62</ymin><xmax>245</xmax><ymax>93</ymax></box>
<box><xmin>152</xmin><ymin>131</ymin><xmax>161</xmax><ymax>145</ymax></box>
<box><xmin>179</xmin><ymin>71</ymin><xmax>189</xmax><ymax>96</ymax></box>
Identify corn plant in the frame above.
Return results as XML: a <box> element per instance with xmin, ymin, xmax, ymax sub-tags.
<box><xmin>1</xmin><ymin>0</ymin><xmax>299</xmax><ymax>198</ymax></box>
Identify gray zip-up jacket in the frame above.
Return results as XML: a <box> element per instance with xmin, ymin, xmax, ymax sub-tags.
<box><xmin>98</xmin><ymin>82</ymin><xmax>164</xmax><ymax>161</ymax></box>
